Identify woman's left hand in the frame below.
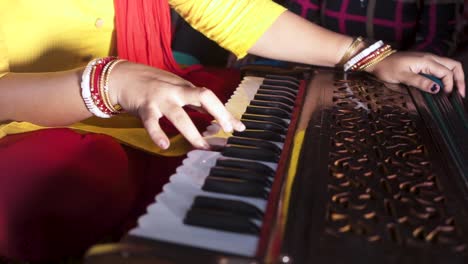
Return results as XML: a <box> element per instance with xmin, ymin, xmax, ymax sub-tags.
<box><xmin>366</xmin><ymin>51</ymin><xmax>465</xmax><ymax>98</ymax></box>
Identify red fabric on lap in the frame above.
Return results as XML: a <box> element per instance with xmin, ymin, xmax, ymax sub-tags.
<box><xmin>0</xmin><ymin>129</ymin><xmax>136</xmax><ymax>261</ymax></box>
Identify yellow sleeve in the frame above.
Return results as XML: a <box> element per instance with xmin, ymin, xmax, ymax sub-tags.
<box><xmin>169</xmin><ymin>0</ymin><xmax>286</xmax><ymax>58</ymax></box>
<box><xmin>0</xmin><ymin>25</ymin><xmax>9</xmax><ymax>78</ymax></box>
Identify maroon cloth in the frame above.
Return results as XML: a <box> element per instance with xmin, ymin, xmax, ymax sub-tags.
<box><xmin>0</xmin><ymin>68</ymin><xmax>240</xmax><ymax>262</ymax></box>
<box><xmin>0</xmin><ymin>129</ymin><xmax>137</xmax><ymax>261</ymax></box>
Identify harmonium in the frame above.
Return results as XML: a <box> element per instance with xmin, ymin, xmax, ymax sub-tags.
<box><xmin>85</xmin><ymin>65</ymin><xmax>468</xmax><ymax>264</ymax></box>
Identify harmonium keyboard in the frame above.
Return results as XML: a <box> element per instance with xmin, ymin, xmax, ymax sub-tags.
<box><xmin>85</xmin><ymin>66</ymin><xmax>468</xmax><ymax>264</ymax></box>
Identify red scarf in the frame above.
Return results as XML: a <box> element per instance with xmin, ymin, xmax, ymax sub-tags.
<box><xmin>113</xmin><ymin>0</ymin><xmax>190</xmax><ymax>75</ymax></box>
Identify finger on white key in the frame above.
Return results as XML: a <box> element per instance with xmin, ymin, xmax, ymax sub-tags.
<box><xmin>197</xmin><ymin>88</ymin><xmax>246</xmax><ymax>133</ymax></box>
<box><xmin>163</xmin><ymin>106</ymin><xmax>209</xmax><ymax>149</ymax></box>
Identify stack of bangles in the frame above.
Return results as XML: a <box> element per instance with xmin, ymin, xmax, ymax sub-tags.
<box><xmin>80</xmin><ymin>56</ymin><xmax>126</xmax><ymax>118</ymax></box>
<box><xmin>337</xmin><ymin>37</ymin><xmax>397</xmax><ymax>72</ymax></box>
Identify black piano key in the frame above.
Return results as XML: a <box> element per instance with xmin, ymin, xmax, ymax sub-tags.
<box><xmin>257</xmin><ymin>88</ymin><xmax>296</xmax><ymax>101</ymax></box>
<box><xmin>227</xmin><ymin>136</ymin><xmax>282</xmax><ymax>155</ymax></box>
<box><xmin>265</xmin><ymin>74</ymin><xmax>300</xmax><ymax>85</ymax></box>
<box><xmin>254</xmin><ymin>94</ymin><xmax>295</xmax><ymax>107</ymax></box>
<box><xmin>222</xmin><ymin>144</ymin><xmax>280</xmax><ymax>162</ymax></box>
<box><xmin>263</xmin><ymin>79</ymin><xmax>299</xmax><ymax>90</ymax></box>
<box><xmin>202</xmin><ymin>176</ymin><xmax>269</xmax><ymax>199</ymax></box>
<box><xmin>192</xmin><ymin>196</ymin><xmax>264</xmax><ymax>220</ymax></box>
<box><xmin>242</xmin><ymin>113</ymin><xmax>289</xmax><ymax>129</ymax></box>
<box><xmin>245</xmin><ymin>105</ymin><xmax>291</xmax><ymax>119</ymax></box>
<box><xmin>184</xmin><ymin>208</ymin><xmax>260</xmax><ymax>235</ymax></box>
<box><xmin>260</xmin><ymin>84</ymin><xmax>298</xmax><ymax>95</ymax></box>
<box><xmin>210</xmin><ymin>166</ymin><xmax>272</xmax><ymax>186</ymax></box>
<box><xmin>240</xmin><ymin>119</ymin><xmax>286</xmax><ymax>135</ymax></box>
<box><xmin>259</xmin><ymin>83</ymin><xmax>299</xmax><ymax>96</ymax></box>
<box><xmin>216</xmin><ymin>158</ymin><xmax>276</xmax><ymax>177</ymax></box>
<box><xmin>232</xmin><ymin>130</ymin><xmax>284</xmax><ymax>143</ymax></box>
<box><xmin>233</xmin><ymin>129</ymin><xmax>284</xmax><ymax>143</ymax></box>
<box><xmin>250</xmin><ymin>100</ymin><xmax>292</xmax><ymax>113</ymax></box>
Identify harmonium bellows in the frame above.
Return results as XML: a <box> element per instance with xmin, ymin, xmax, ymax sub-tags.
<box><xmin>85</xmin><ymin>66</ymin><xmax>468</xmax><ymax>264</ymax></box>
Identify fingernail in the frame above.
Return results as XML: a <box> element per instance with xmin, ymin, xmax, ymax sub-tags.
<box><xmin>431</xmin><ymin>84</ymin><xmax>439</xmax><ymax>93</ymax></box>
<box><xmin>158</xmin><ymin>139</ymin><xmax>169</xmax><ymax>149</ymax></box>
<box><xmin>198</xmin><ymin>140</ymin><xmax>210</xmax><ymax>150</ymax></box>
<box><xmin>236</xmin><ymin>122</ymin><xmax>246</xmax><ymax>131</ymax></box>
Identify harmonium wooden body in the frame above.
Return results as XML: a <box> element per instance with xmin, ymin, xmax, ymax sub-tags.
<box><xmin>85</xmin><ymin>65</ymin><xmax>468</xmax><ymax>264</ymax></box>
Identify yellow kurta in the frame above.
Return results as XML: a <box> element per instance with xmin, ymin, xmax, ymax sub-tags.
<box><xmin>0</xmin><ymin>0</ymin><xmax>285</xmax><ymax>155</ymax></box>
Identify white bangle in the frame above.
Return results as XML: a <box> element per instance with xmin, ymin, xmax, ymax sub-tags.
<box><xmin>344</xmin><ymin>40</ymin><xmax>384</xmax><ymax>72</ymax></box>
<box><xmin>80</xmin><ymin>58</ymin><xmax>112</xmax><ymax>118</ymax></box>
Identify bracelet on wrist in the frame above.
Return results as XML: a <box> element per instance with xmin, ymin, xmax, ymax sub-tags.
<box><xmin>343</xmin><ymin>40</ymin><xmax>396</xmax><ymax>72</ymax></box>
<box><xmin>344</xmin><ymin>40</ymin><xmax>384</xmax><ymax>71</ymax></box>
<box><xmin>80</xmin><ymin>57</ymin><xmax>126</xmax><ymax>118</ymax></box>
<box><xmin>350</xmin><ymin>44</ymin><xmax>391</xmax><ymax>71</ymax></box>
<box><xmin>336</xmin><ymin>36</ymin><xmax>365</xmax><ymax>67</ymax></box>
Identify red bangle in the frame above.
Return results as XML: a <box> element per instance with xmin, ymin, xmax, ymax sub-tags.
<box><xmin>351</xmin><ymin>45</ymin><xmax>391</xmax><ymax>71</ymax></box>
<box><xmin>89</xmin><ymin>57</ymin><xmax>117</xmax><ymax>115</ymax></box>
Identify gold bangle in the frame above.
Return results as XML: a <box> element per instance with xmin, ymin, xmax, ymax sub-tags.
<box><xmin>355</xmin><ymin>49</ymin><xmax>393</xmax><ymax>71</ymax></box>
<box><xmin>103</xmin><ymin>59</ymin><xmax>126</xmax><ymax>113</ymax></box>
<box><xmin>337</xmin><ymin>36</ymin><xmax>364</xmax><ymax>66</ymax></box>
<box><xmin>359</xmin><ymin>49</ymin><xmax>397</xmax><ymax>71</ymax></box>
<box><xmin>351</xmin><ymin>45</ymin><xmax>391</xmax><ymax>71</ymax></box>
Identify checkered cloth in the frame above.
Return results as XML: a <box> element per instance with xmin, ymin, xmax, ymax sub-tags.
<box><xmin>285</xmin><ymin>0</ymin><xmax>464</xmax><ymax>56</ymax></box>
<box><xmin>460</xmin><ymin>0</ymin><xmax>468</xmax><ymax>44</ymax></box>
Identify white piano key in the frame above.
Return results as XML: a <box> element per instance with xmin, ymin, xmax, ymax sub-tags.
<box><xmin>170</xmin><ymin>167</ymin><xmax>271</xmax><ymax>200</ymax></box>
<box><xmin>152</xmin><ymin>187</ymin><xmax>189</xmax><ymax>219</ymax></box>
<box><xmin>203</xmin><ymin>123</ymin><xmax>223</xmax><ymax>137</ymax></box>
<box><xmin>204</xmin><ymin>78</ymin><xmax>264</xmax><ymax>136</ymax></box>
<box><xmin>204</xmin><ymin>135</ymin><xmax>227</xmax><ymax>146</ymax></box>
<box><xmin>131</xmin><ymin>204</ymin><xmax>259</xmax><ymax>257</ymax></box>
<box><xmin>237</xmin><ymin>77</ymin><xmax>264</xmax><ymax>100</ymax></box>
<box><xmin>180</xmin><ymin>150</ymin><xmax>278</xmax><ymax>175</ymax></box>
<box><xmin>225</xmin><ymin>78</ymin><xmax>264</xmax><ymax>119</ymax></box>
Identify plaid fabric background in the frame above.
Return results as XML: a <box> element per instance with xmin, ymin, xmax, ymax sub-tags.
<box><xmin>461</xmin><ymin>0</ymin><xmax>468</xmax><ymax>44</ymax></box>
<box><xmin>285</xmin><ymin>0</ymin><xmax>464</xmax><ymax>56</ymax></box>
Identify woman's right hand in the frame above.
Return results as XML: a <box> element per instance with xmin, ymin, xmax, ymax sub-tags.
<box><xmin>108</xmin><ymin>61</ymin><xmax>245</xmax><ymax>150</ymax></box>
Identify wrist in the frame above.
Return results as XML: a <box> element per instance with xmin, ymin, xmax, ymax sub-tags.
<box><xmin>341</xmin><ymin>40</ymin><xmax>396</xmax><ymax>73</ymax></box>
<box><xmin>336</xmin><ymin>37</ymin><xmax>366</xmax><ymax>67</ymax></box>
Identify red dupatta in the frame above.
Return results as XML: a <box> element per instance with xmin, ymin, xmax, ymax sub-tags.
<box><xmin>113</xmin><ymin>0</ymin><xmax>191</xmax><ymax>75</ymax></box>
